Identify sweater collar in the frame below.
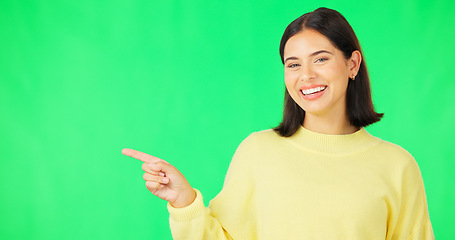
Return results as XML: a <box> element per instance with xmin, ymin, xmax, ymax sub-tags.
<box><xmin>286</xmin><ymin>126</ymin><xmax>379</xmax><ymax>154</ymax></box>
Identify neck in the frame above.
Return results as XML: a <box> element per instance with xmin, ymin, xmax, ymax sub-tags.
<box><xmin>303</xmin><ymin>113</ymin><xmax>359</xmax><ymax>135</ymax></box>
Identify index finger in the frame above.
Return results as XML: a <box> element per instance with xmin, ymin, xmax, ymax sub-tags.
<box><xmin>122</xmin><ymin>148</ymin><xmax>167</xmax><ymax>163</ymax></box>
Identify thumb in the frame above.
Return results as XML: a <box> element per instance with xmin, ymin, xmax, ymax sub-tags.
<box><xmin>148</xmin><ymin>161</ymin><xmax>176</xmax><ymax>174</ymax></box>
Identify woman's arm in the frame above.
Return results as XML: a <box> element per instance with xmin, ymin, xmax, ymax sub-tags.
<box><xmin>391</xmin><ymin>159</ymin><xmax>435</xmax><ymax>240</ymax></box>
<box><xmin>123</xmin><ymin>132</ymin><xmax>259</xmax><ymax>240</ymax></box>
<box><xmin>122</xmin><ymin>148</ymin><xmax>235</xmax><ymax>239</ymax></box>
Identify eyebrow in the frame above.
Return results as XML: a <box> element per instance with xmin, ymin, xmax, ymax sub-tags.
<box><xmin>284</xmin><ymin>50</ymin><xmax>333</xmax><ymax>63</ymax></box>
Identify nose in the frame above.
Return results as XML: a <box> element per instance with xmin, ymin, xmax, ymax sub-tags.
<box><xmin>299</xmin><ymin>62</ymin><xmax>316</xmax><ymax>82</ymax></box>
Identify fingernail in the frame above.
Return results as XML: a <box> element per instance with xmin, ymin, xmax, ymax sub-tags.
<box><xmin>159</xmin><ymin>172</ymin><xmax>165</xmax><ymax>177</ymax></box>
<box><xmin>162</xmin><ymin>177</ymin><xmax>169</xmax><ymax>183</ymax></box>
<box><xmin>148</xmin><ymin>163</ymin><xmax>155</xmax><ymax>168</ymax></box>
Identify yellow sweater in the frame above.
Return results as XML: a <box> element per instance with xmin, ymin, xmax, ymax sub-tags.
<box><xmin>167</xmin><ymin>127</ymin><xmax>434</xmax><ymax>239</ymax></box>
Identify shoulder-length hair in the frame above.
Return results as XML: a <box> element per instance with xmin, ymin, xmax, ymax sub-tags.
<box><xmin>274</xmin><ymin>7</ymin><xmax>383</xmax><ymax>137</ymax></box>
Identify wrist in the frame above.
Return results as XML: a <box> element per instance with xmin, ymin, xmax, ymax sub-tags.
<box><xmin>170</xmin><ymin>188</ymin><xmax>196</xmax><ymax>208</ymax></box>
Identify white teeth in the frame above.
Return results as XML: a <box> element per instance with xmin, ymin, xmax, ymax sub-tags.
<box><xmin>301</xmin><ymin>86</ymin><xmax>326</xmax><ymax>95</ymax></box>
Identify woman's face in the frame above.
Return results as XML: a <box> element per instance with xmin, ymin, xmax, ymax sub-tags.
<box><xmin>283</xmin><ymin>29</ymin><xmax>355</xmax><ymax>119</ymax></box>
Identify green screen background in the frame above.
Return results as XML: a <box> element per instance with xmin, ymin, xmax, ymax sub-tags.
<box><xmin>1</xmin><ymin>0</ymin><xmax>453</xmax><ymax>239</ymax></box>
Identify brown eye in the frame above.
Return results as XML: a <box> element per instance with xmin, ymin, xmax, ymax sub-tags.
<box><xmin>288</xmin><ymin>63</ymin><xmax>300</xmax><ymax>68</ymax></box>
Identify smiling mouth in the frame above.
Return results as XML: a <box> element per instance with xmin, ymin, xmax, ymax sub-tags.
<box><xmin>301</xmin><ymin>86</ymin><xmax>327</xmax><ymax>96</ymax></box>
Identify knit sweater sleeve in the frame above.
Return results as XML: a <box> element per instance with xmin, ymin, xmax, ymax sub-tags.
<box><xmin>391</xmin><ymin>157</ymin><xmax>435</xmax><ymax>240</ymax></box>
<box><xmin>166</xmin><ymin>189</ymin><xmax>233</xmax><ymax>240</ymax></box>
<box><xmin>167</xmin><ymin>133</ymin><xmax>258</xmax><ymax>240</ymax></box>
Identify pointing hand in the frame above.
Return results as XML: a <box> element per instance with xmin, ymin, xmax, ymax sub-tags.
<box><xmin>122</xmin><ymin>148</ymin><xmax>196</xmax><ymax>208</ymax></box>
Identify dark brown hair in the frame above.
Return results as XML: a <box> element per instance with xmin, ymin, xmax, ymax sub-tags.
<box><xmin>274</xmin><ymin>7</ymin><xmax>383</xmax><ymax>137</ymax></box>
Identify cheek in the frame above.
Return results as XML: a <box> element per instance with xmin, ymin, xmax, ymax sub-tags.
<box><xmin>284</xmin><ymin>74</ymin><xmax>301</xmax><ymax>102</ymax></box>
<box><xmin>332</xmin><ymin>62</ymin><xmax>350</xmax><ymax>82</ymax></box>
<box><xmin>284</xmin><ymin>71</ymin><xmax>297</xmax><ymax>89</ymax></box>
<box><xmin>324</xmin><ymin>66</ymin><xmax>349</xmax><ymax>87</ymax></box>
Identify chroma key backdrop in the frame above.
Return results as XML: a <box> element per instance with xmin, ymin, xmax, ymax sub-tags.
<box><xmin>1</xmin><ymin>0</ymin><xmax>454</xmax><ymax>239</ymax></box>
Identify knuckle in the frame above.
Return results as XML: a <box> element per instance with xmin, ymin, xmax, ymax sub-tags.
<box><xmin>141</xmin><ymin>163</ymin><xmax>148</xmax><ymax>171</ymax></box>
<box><xmin>156</xmin><ymin>160</ymin><xmax>171</xmax><ymax>169</ymax></box>
<box><xmin>145</xmin><ymin>181</ymin><xmax>160</xmax><ymax>189</ymax></box>
<box><xmin>143</xmin><ymin>163</ymin><xmax>157</xmax><ymax>174</ymax></box>
<box><xmin>143</xmin><ymin>172</ymin><xmax>154</xmax><ymax>181</ymax></box>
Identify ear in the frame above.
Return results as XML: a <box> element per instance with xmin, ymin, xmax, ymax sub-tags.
<box><xmin>348</xmin><ymin>50</ymin><xmax>362</xmax><ymax>79</ymax></box>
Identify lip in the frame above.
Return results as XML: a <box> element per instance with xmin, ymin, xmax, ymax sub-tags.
<box><xmin>299</xmin><ymin>84</ymin><xmax>327</xmax><ymax>100</ymax></box>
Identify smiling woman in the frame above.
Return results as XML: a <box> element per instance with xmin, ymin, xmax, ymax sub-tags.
<box><xmin>283</xmin><ymin>29</ymin><xmax>359</xmax><ymax>134</ymax></box>
<box><xmin>275</xmin><ymin>9</ymin><xmax>383</xmax><ymax>137</ymax></box>
<box><xmin>122</xmin><ymin>7</ymin><xmax>435</xmax><ymax>240</ymax></box>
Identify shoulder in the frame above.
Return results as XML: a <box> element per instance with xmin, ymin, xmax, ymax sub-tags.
<box><xmin>377</xmin><ymin>139</ymin><xmax>413</xmax><ymax>157</ymax></box>
<box><xmin>373</xmin><ymin>137</ymin><xmax>417</xmax><ymax>168</ymax></box>
<box><xmin>232</xmin><ymin>129</ymin><xmax>283</xmax><ymax>156</ymax></box>
<box><xmin>246</xmin><ymin>128</ymin><xmax>283</xmax><ymax>140</ymax></box>
<box><xmin>238</xmin><ymin>129</ymin><xmax>284</xmax><ymax>147</ymax></box>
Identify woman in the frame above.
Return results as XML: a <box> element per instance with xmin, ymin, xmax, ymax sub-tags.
<box><xmin>122</xmin><ymin>7</ymin><xmax>434</xmax><ymax>239</ymax></box>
